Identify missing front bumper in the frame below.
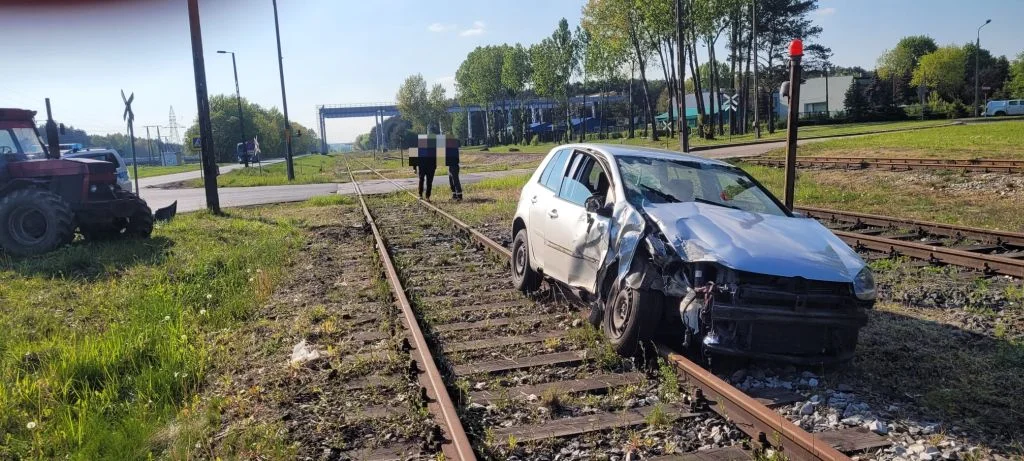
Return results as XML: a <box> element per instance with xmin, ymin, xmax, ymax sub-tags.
<box><xmin>702</xmin><ymin>303</ymin><xmax>868</xmax><ymax>365</ymax></box>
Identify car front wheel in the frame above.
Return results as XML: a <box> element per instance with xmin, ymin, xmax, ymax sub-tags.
<box><xmin>603</xmin><ymin>281</ymin><xmax>662</xmax><ymax>356</ymax></box>
<box><xmin>511</xmin><ymin>228</ymin><xmax>541</xmax><ymax>293</ymax></box>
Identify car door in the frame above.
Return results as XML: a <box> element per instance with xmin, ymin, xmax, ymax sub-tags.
<box><xmin>1011</xmin><ymin>100</ymin><xmax>1024</xmax><ymax>116</ymax></box>
<box><xmin>543</xmin><ymin>151</ymin><xmax>613</xmax><ymax>293</ymax></box>
<box><xmin>527</xmin><ymin>148</ymin><xmax>571</xmax><ymax>272</ymax></box>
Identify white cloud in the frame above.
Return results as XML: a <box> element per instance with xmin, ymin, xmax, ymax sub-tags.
<box><xmin>815</xmin><ymin>7</ymin><xmax>836</xmax><ymax>16</ymax></box>
<box><xmin>460</xmin><ymin>21</ymin><xmax>486</xmax><ymax>37</ymax></box>
<box><xmin>427</xmin><ymin>23</ymin><xmax>454</xmax><ymax>33</ymax></box>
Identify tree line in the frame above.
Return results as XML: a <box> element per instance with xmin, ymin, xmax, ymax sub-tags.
<box><xmin>366</xmin><ymin>1</ymin><xmax>1023</xmax><ymax>149</ymax></box>
<box><xmin>183</xmin><ymin>95</ymin><xmax>321</xmax><ymax>163</ymax></box>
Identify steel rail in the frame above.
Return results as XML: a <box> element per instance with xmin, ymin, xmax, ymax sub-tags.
<box><xmin>351</xmin><ymin>157</ymin><xmax>851</xmax><ymax>461</ymax></box>
<box><xmin>798</xmin><ymin>206</ymin><xmax>1024</xmax><ymax>247</ymax></box>
<box><xmin>346</xmin><ymin>166</ymin><xmax>477</xmax><ymax>461</ymax></box>
<box><xmin>749</xmin><ymin>157</ymin><xmax>1024</xmax><ymax>173</ymax></box>
<box><xmin>831</xmin><ymin>229</ymin><xmax>1024</xmax><ymax>278</ymax></box>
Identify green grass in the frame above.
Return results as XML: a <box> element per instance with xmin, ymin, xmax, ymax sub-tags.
<box><xmin>184</xmin><ymin>155</ymin><xmax>345</xmax><ymax>187</ymax></box>
<box><xmin>472</xmin><ymin>119</ymin><xmax>951</xmax><ymax>154</ymax></box>
<box><xmin>740</xmin><ymin>163</ymin><xmax>1024</xmax><ymax>232</ymax></box>
<box><xmin>0</xmin><ymin>211</ymin><xmax>302</xmax><ymax>459</ymax></box>
<box><xmin>763</xmin><ymin>120</ymin><xmax>1024</xmax><ymax>159</ymax></box>
<box><xmin>133</xmin><ymin>164</ymin><xmax>204</xmax><ymax>178</ymax></box>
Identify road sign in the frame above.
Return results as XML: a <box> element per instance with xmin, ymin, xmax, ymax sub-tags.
<box><xmin>722</xmin><ymin>94</ymin><xmax>739</xmax><ymax>112</ymax></box>
<box><xmin>192</xmin><ymin>136</ymin><xmax>201</xmax><ymax>149</ymax></box>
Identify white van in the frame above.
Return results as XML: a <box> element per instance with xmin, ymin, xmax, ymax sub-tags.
<box><xmin>63</xmin><ymin>148</ymin><xmax>133</xmax><ymax>193</ymax></box>
<box><xmin>984</xmin><ymin>99</ymin><xmax>1024</xmax><ymax>117</ymax></box>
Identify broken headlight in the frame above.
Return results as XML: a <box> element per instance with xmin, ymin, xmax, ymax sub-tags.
<box><xmin>853</xmin><ymin>266</ymin><xmax>876</xmax><ymax>301</ymax></box>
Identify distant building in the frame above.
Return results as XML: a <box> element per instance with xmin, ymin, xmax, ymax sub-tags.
<box><xmin>775</xmin><ymin>75</ymin><xmax>855</xmax><ymax>118</ymax></box>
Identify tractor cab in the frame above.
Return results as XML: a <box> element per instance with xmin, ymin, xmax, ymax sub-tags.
<box><xmin>0</xmin><ymin>108</ymin><xmax>48</xmax><ymax>170</ymax></box>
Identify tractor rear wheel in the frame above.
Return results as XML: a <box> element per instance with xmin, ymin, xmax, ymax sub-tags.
<box><xmin>0</xmin><ymin>188</ymin><xmax>75</xmax><ymax>257</ymax></box>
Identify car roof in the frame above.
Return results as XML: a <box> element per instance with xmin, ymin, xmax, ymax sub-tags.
<box><xmin>557</xmin><ymin>143</ymin><xmax>733</xmax><ymax>167</ymax></box>
<box><xmin>65</xmin><ymin>149</ymin><xmax>119</xmax><ymax>156</ymax></box>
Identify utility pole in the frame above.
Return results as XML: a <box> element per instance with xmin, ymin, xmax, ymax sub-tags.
<box><xmin>974</xmin><ymin>19</ymin><xmax>992</xmax><ymax>117</ymax></box>
<box><xmin>187</xmin><ymin>0</ymin><xmax>221</xmax><ymax>213</ymax></box>
<box><xmin>676</xmin><ymin>0</ymin><xmax>689</xmax><ymax>152</ymax></box>
<box><xmin>783</xmin><ymin>39</ymin><xmax>803</xmax><ymax>211</ymax></box>
<box><xmin>271</xmin><ymin>0</ymin><xmax>295</xmax><ymax>180</ymax></box>
<box><xmin>144</xmin><ymin>125</ymin><xmax>161</xmax><ymax>165</ymax></box>
<box><xmin>155</xmin><ymin>126</ymin><xmax>164</xmax><ymax>166</ymax></box>
<box><xmin>751</xmin><ymin>0</ymin><xmax>760</xmax><ymax>138</ymax></box>
<box><xmin>217</xmin><ymin>50</ymin><xmax>248</xmax><ymax>166</ymax></box>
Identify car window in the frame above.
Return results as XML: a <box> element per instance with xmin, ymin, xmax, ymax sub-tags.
<box><xmin>616</xmin><ymin>155</ymin><xmax>788</xmax><ymax>216</ymax></box>
<box><xmin>538</xmin><ymin>148</ymin><xmax>570</xmax><ymax>191</ymax></box>
<box><xmin>558</xmin><ymin>152</ymin><xmax>608</xmax><ymax>206</ymax></box>
<box><xmin>1011</xmin><ymin>101</ymin><xmax>1019</xmax><ymax>106</ymax></box>
<box><xmin>0</xmin><ymin>130</ymin><xmax>17</xmax><ymax>154</ymax></box>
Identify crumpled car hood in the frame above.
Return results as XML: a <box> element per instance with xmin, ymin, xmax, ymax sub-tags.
<box><xmin>643</xmin><ymin>202</ymin><xmax>865</xmax><ymax>282</ymax></box>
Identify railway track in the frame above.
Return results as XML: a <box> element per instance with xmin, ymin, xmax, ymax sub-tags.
<box><xmin>344</xmin><ymin>159</ymin><xmax>891</xmax><ymax>460</ymax></box>
<box><xmin>748</xmin><ymin>156</ymin><xmax>1024</xmax><ymax>173</ymax></box>
<box><xmin>798</xmin><ymin>206</ymin><xmax>1024</xmax><ymax>278</ymax></box>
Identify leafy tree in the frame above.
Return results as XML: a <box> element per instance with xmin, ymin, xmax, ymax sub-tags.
<box><xmin>396</xmin><ymin>74</ymin><xmax>432</xmax><ymax>133</ymax></box>
<box><xmin>876</xmin><ymin>35</ymin><xmax>937</xmax><ymax>104</ymax></box>
<box><xmin>428</xmin><ymin>84</ymin><xmax>451</xmax><ymax>134</ymax></box>
<box><xmin>753</xmin><ymin>0</ymin><xmax>824</xmax><ymax>132</ymax></box>
<box><xmin>1008</xmin><ymin>52</ymin><xmax>1024</xmax><ymax>98</ymax></box>
<box><xmin>912</xmin><ymin>46</ymin><xmax>968</xmax><ymax>102</ymax></box>
<box><xmin>183</xmin><ymin>95</ymin><xmax>320</xmax><ymax>162</ymax></box>
<box><xmin>843</xmin><ymin>80</ymin><xmax>870</xmax><ymax>121</ymax></box>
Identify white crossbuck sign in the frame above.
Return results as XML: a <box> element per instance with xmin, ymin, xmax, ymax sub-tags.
<box><xmin>721</xmin><ymin>94</ymin><xmax>740</xmax><ymax>112</ymax></box>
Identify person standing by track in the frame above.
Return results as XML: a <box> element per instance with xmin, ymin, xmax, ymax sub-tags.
<box><xmin>414</xmin><ymin>134</ymin><xmax>437</xmax><ymax>200</ymax></box>
<box><xmin>444</xmin><ymin>136</ymin><xmax>462</xmax><ymax>201</ymax></box>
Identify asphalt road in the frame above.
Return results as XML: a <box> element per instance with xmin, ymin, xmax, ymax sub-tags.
<box><xmin>141</xmin><ymin>169</ymin><xmax>535</xmax><ymax>213</ymax></box>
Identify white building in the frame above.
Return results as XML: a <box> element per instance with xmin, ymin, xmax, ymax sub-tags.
<box><xmin>775</xmin><ymin>75</ymin><xmax>854</xmax><ymax>117</ymax></box>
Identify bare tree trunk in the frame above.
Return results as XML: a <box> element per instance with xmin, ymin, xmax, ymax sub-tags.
<box><xmin>655</xmin><ymin>41</ymin><xmax>674</xmax><ymax>138</ymax></box>
<box><xmin>630</xmin><ymin>31</ymin><xmax>659</xmax><ymax>141</ymax></box>
<box><xmin>628</xmin><ymin>61</ymin><xmax>635</xmax><ymax>138</ymax></box>
<box><xmin>686</xmin><ymin>33</ymin><xmax>707</xmax><ymax>138</ymax></box>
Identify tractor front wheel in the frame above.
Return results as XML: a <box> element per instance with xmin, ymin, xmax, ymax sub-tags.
<box><xmin>0</xmin><ymin>188</ymin><xmax>75</xmax><ymax>257</ymax></box>
<box><xmin>121</xmin><ymin>192</ymin><xmax>153</xmax><ymax>238</ymax></box>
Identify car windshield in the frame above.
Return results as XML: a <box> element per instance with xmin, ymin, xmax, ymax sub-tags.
<box><xmin>0</xmin><ymin>128</ymin><xmax>47</xmax><ymax>159</ymax></box>
<box><xmin>616</xmin><ymin>155</ymin><xmax>788</xmax><ymax>216</ymax></box>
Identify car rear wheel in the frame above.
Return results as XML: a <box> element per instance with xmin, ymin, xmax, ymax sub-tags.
<box><xmin>0</xmin><ymin>188</ymin><xmax>75</xmax><ymax>257</ymax></box>
<box><xmin>603</xmin><ymin>281</ymin><xmax>662</xmax><ymax>357</ymax></box>
<box><xmin>995</xmin><ymin>111</ymin><xmax>1006</xmax><ymax>116</ymax></box>
<box><xmin>511</xmin><ymin>228</ymin><xmax>540</xmax><ymax>293</ymax></box>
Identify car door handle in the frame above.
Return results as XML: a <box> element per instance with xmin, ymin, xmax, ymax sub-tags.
<box><xmin>548</xmin><ymin>209</ymin><xmax>558</xmax><ymax>219</ymax></box>
<box><xmin>531</xmin><ymin>196</ymin><xmax>538</xmax><ymax>204</ymax></box>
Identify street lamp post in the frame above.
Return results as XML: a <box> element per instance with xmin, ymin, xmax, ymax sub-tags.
<box><xmin>975</xmin><ymin>19</ymin><xmax>991</xmax><ymax>117</ymax></box>
<box><xmin>217</xmin><ymin>50</ymin><xmax>248</xmax><ymax>167</ymax></box>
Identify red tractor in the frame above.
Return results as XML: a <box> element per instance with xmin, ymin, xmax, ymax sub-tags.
<box><xmin>0</xmin><ymin>108</ymin><xmax>170</xmax><ymax>257</ymax></box>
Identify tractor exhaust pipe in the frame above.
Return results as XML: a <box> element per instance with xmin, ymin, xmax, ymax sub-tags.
<box><xmin>44</xmin><ymin>98</ymin><xmax>61</xmax><ymax>160</ymax></box>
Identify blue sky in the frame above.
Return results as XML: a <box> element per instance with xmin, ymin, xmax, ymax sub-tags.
<box><xmin>1</xmin><ymin>0</ymin><xmax>1021</xmax><ymax>144</ymax></box>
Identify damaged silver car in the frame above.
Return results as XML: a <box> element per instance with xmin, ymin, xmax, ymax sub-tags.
<box><xmin>511</xmin><ymin>144</ymin><xmax>875</xmax><ymax>364</ymax></box>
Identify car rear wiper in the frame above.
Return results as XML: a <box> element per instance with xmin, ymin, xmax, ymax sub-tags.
<box><xmin>639</xmin><ymin>184</ymin><xmax>680</xmax><ymax>203</ymax></box>
<box><xmin>693</xmin><ymin>197</ymin><xmax>740</xmax><ymax>210</ymax></box>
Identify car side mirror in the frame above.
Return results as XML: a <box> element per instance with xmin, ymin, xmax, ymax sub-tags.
<box><xmin>585</xmin><ymin>194</ymin><xmax>612</xmax><ymax>218</ymax></box>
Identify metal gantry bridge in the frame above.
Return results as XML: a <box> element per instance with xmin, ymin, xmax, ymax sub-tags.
<box><xmin>315</xmin><ymin>94</ymin><xmax>628</xmax><ymax>152</ymax></box>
